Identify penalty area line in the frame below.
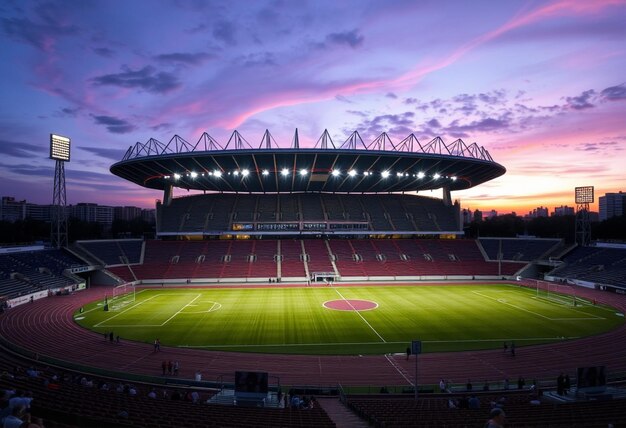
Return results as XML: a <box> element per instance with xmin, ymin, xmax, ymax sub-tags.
<box><xmin>160</xmin><ymin>294</ymin><xmax>202</xmax><ymax>326</ymax></box>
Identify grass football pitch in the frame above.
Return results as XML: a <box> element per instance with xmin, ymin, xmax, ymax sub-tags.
<box><xmin>74</xmin><ymin>284</ymin><xmax>624</xmax><ymax>355</ymax></box>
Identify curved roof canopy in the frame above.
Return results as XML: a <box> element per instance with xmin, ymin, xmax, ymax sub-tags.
<box><xmin>110</xmin><ymin>130</ymin><xmax>505</xmax><ymax>193</ymax></box>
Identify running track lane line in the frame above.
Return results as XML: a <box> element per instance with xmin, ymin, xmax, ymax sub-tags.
<box><xmin>385</xmin><ymin>354</ymin><xmax>413</xmax><ymax>385</ymax></box>
<box><xmin>331</xmin><ymin>287</ymin><xmax>387</xmax><ymax>343</ymax></box>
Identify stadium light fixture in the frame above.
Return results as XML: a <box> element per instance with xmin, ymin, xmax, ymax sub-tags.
<box><xmin>164</xmin><ymin>175</ymin><xmax>170</xmax><ymax>179</ymax></box>
<box><xmin>348</xmin><ymin>169</ymin><xmax>357</xmax><ymax>177</ymax></box>
<box><xmin>396</xmin><ymin>172</ymin><xmax>403</xmax><ymax>177</ymax></box>
<box><xmin>173</xmin><ymin>173</ymin><xmax>181</xmax><ymax>180</ymax></box>
<box><xmin>381</xmin><ymin>170</ymin><xmax>390</xmax><ymax>179</ymax></box>
<box><xmin>262</xmin><ymin>169</ymin><xmax>270</xmax><ymax>176</ymax></box>
<box><xmin>433</xmin><ymin>173</ymin><xmax>441</xmax><ymax>179</ymax></box>
<box><xmin>190</xmin><ymin>171</ymin><xmax>198</xmax><ymax>178</ymax></box>
<box><xmin>281</xmin><ymin>168</ymin><xmax>290</xmax><ymax>177</ymax></box>
<box><xmin>50</xmin><ymin>134</ymin><xmax>71</xmax><ymax>162</ymax></box>
<box><xmin>242</xmin><ymin>169</ymin><xmax>250</xmax><ymax>177</ymax></box>
<box><xmin>417</xmin><ymin>172</ymin><xmax>425</xmax><ymax>179</ymax></box>
<box><xmin>331</xmin><ymin>169</ymin><xmax>340</xmax><ymax>177</ymax></box>
<box><xmin>451</xmin><ymin>176</ymin><xmax>457</xmax><ymax>181</ymax></box>
<box><xmin>300</xmin><ymin>168</ymin><xmax>308</xmax><ymax>176</ymax></box>
<box><xmin>213</xmin><ymin>170</ymin><xmax>222</xmax><ymax>178</ymax></box>
<box><xmin>233</xmin><ymin>170</ymin><xmax>240</xmax><ymax>176</ymax></box>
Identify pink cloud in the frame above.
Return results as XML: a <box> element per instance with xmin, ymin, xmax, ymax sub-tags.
<box><xmin>219</xmin><ymin>0</ymin><xmax>625</xmax><ymax>129</ymax></box>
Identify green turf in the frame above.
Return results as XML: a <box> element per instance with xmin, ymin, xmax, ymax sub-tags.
<box><xmin>73</xmin><ymin>284</ymin><xmax>624</xmax><ymax>355</ymax></box>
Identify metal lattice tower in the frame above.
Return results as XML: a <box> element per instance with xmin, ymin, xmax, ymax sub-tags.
<box><xmin>51</xmin><ymin>159</ymin><xmax>68</xmax><ymax>249</ymax></box>
<box><xmin>49</xmin><ymin>134</ymin><xmax>71</xmax><ymax>249</ymax></box>
<box><xmin>574</xmin><ymin>186</ymin><xmax>593</xmax><ymax>247</ymax></box>
<box><xmin>575</xmin><ymin>204</ymin><xmax>591</xmax><ymax>246</ymax></box>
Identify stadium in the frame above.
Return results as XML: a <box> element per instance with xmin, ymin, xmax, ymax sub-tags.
<box><xmin>1</xmin><ymin>130</ymin><xmax>626</xmax><ymax>427</ymax></box>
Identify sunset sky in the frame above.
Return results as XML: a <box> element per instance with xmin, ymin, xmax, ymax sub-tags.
<box><xmin>1</xmin><ymin>0</ymin><xmax>625</xmax><ymax>214</ymax></box>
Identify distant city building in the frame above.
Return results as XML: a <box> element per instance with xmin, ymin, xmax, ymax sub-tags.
<box><xmin>473</xmin><ymin>209</ymin><xmax>483</xmax><ymax>222</ymax></box>
<box><xmin>141</xmin><ymin>208</ymin><xmax>155</xmax><ymax>223</ymax></box>
<box><xmin>1</xmin><ymin>196</ymin><xmax>153</xmax><ymax>226</ymax></box>
<box><xmin>485</xmin><ymin>210</ymin><xmax>497</xmax><ymax>219</ymax></box>
<box><xmin>0</xmin><ymin>196</ymin><xmax>27</xmax><ymax>222</ymax></box>
<box><xmin>461</xmin><ymin>208</ymin><xmax>473</xmax><ymax>224</ymax></box>
<box><xmin>552</xmin><ymin>205</ymin><xmax>574</xmax><ymax>216</ymax></box>
<box><xmin>114</xmin><ymin>206</ymin><xmax>142</xmax><ymax>222</ymax></box>
<box><xmin>71</xmin><ymin>203</ymin><xmax>113</xmax><ymax>228</ymax></box>
<box><xmin>528</xmin><ymin>206</ymin><xmax>549</xmax><ymax>218</ymax></box>
<box><xmin>599</xmin><ymin>191</ymin><xmax>626</xmax><ymax>221</ymax></box>
<box><xmin>25</xmin><ymin>203</ymin><xmax>53</xmax><ymax>222</ymax></box>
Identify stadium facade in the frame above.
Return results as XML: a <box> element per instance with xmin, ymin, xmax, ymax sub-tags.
<box><xmin>110</xmin><ymin>130</ymin><xmax>506</xmax><ymax>239</ymax></box>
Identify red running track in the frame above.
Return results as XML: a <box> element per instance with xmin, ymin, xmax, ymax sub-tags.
<box><xmin>1</xmin><ymin>284</ymin><xmax>625</xmax><ymax>387</ymax></box>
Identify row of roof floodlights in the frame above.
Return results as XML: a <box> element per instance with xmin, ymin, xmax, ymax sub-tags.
<box><xmin>121</xmin><ymin>129</ymin><xmax>496</xmax><ymax>163</ymax></box>
<box><xmin>164</xmin><ymin>169</ymin><xmax>457</xmax><ymax>181</ymax></box>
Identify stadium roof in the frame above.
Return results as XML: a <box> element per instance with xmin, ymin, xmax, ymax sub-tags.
<box><xmin>110</xmin><ymin>130</ymin><xmax>506</xmax><ymax>193</ymax></box>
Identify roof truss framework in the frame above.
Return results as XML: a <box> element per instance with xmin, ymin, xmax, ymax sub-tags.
<box><xmin>112</xmin><ymin>130</ymin><xmax>506</xmax><ymax>194</ymax></box>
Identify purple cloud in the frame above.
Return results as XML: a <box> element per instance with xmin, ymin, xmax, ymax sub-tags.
<box><xmin>213</xmin><ymin>20</ymin><xmax>236</xmax><ymax>45</ymax></box>
<box><xmin>564</xmin><ymin>89</ymin><xmax>596</xmax><ymax>110</ymax></box>
<box><xmin>600</xmin><ymin>83</ymin><xmax>626</xmax><ymax>101</ymax></box>
<box><xmin>426</xmin><ymin>119</ymin><xmax>441</xmax><ymax>128</ymax></box>
<box><xmin>91</xmin><ymin>66</ymin><xmax>180</xmax><ymax>94</ymax></box>
<box><xmin>91</xmin><ymin>115</ymin><xmax>136</xmax><ymax>134</ymax></box>
<box><xmin>0</xmin><ymin>141</ymin><xmax>43</xmax><ymax>158</ymax></box>
<box><xmin>93</xmin><ymin>47</ymin><xmax>114</xmax><ymax>57</ymax></box>
<box><xmin>79</xmin><ymin>147</ymin><xmax>126</xmax><ymax>162</ymax></box>
<box><xmin>447</xmin><ymin>117</ymin><xmax>510</xmax><ymax>134</ymax></box>
<box><xmin>1</xmin><ymin>4</ymin><xmax>78</xmax><ymax>52</ymax></box>
<box><xmin>325</xmin><ymin>29</ymin><xmax>364</xmax><ymax>48</ymax></box>
<box><xmin>155</xmin><ymin>52</ymin><xmax>215</xmax><ymax>65</ymax></box>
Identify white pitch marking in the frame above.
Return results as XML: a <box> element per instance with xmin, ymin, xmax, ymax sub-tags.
<box><xmin>160</xmin><ymin>294</ymin><xmax>202</xmax><ymax>326</ymax></box>
<box><xmin>331</xmin><ymin>287</ymin><xmax>386</xmax><ymax>343</ymax></box>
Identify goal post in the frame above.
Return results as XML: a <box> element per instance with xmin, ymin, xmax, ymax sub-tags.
<box><xmin>109</xmin><ymin>283</ymin><xmax>136</xmax><ymax>311</ymax></box>
<box><xmin>517</xmin><ymin>277</ymin><xmax>578</xmax><ymax>306</ymax></box>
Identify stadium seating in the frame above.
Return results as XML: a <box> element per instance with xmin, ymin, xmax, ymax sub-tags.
<box><xmin>303</xmin><ymin>240</ymin><xmax>336</xmax><ymax>276</ymax></box>
<box><xmin>479</xmin><ymin>238</ymin><xmax>562</xmax><ymax>261</ymax></box>
<box><xmin>0</xmin><ymin>351</ymin><xmax>336</xmax><ymax>428</ymax></box>
<box><xmin>549</xmin><ymin>246</ymin><xmax>626</xmax><ymax>287</ymax></box>
<box><xmin>0</xmin><ymin>249</ymin><xmax>85</xmax><ymax>299</ymax></box>
<box><xmin>156</xmin><ymin>193</ymin><xmax>460</xmax><ymax>235</ymax></box>
<box><xmin>346</xmin><ymin>392</ymin><xmax>626</xmax><ymax>428</ymax></box>
<box><xmin>108</xmin><ymin>238</ymin><xmax>525</xmax><ymax>282</ymax></box>
<box><xmin>280</xmin><ymin>240</ymin><xmax>306</xmax><ymax>278</ymax></box>
<box><xmin>77</xmin><ymin>239</ymin><xmax>143</xmax><ymax>266</ymax></box>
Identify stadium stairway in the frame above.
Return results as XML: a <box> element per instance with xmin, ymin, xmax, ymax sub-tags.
<box><xmin>315</xmin><ymin>397</ymin><xmax>368</xmax><ymax>428</ymax></box>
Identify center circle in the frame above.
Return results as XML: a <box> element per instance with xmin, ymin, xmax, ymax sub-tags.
<box><xmin>323</xmin><ymin>299</ymin><xmax>378</xmax><ymax>311</ymax></box>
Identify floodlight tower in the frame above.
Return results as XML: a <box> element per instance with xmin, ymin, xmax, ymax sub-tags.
<box><xmin>50</xmin><ymin>134</ymin><xmax>70</xmax><ymax>249</ymax></box>
<box><xmin>574</xmin><ymin>186</ymin><xmax>593</xmax><ymax>247</ymax></box>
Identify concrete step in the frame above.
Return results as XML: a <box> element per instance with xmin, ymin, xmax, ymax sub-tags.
<box><xmin>316</xmin><ymin>396</ymin><xmax>369</xmax><ymax>428</ymax></box>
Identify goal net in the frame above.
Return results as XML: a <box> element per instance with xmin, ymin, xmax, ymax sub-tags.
<box><xmin>109</xmin><ymin>283</ymin><xmax>136</xmax><ymax>311</ymax></box>
<box><xmin>517</xmin><ymin>278</ymin><xmax>579</xmax><ymax>306</ymax></box>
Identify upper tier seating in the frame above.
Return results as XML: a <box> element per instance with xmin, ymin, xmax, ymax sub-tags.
<box><xmin>78</xmin><ymin>239</ymin><xmax>143</xmax><ymax>266</ymax></box>
<box><xmin>157</xmin><ymin>193</ymin><xmax>459</xmax><ymax>235</ymax></box>
<box><xmin>480</xmin><ymin>238</ymin><xmax>562</xmax><ymax>262</ymax></box>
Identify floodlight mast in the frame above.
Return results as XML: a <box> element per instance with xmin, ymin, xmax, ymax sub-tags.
<box><xmin>50</xmin><ymin>134</ymin><xmax>70</xmax><ymax>249</ymax></box>
<box><xmin>574</xmin><ymin>186</ymin><xmax>593</xmax><ymax>247</ymax></box>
